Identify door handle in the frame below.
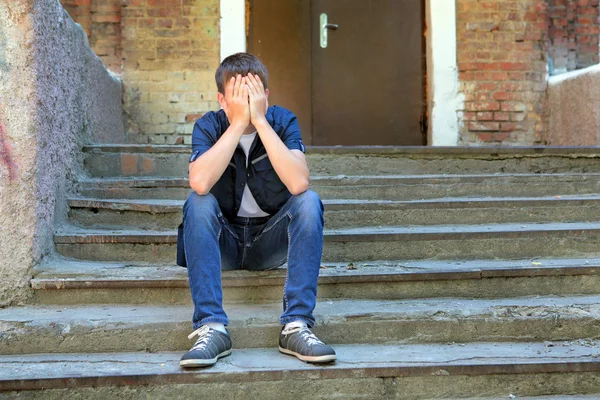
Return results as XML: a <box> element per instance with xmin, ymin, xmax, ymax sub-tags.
<box><xmin>320</xmin><ymin>13</ymin><xmax>338</xmax><ymax>48</ymax></box>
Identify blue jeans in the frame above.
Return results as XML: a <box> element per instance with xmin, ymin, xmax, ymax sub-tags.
<box><xmin>182</xmin><ymin>190</ymin><xmax>324</xmax><ymax>329</ymax></box>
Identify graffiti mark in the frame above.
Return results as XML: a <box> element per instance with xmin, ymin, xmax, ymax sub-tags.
<box><xmin>0</xmin><ymin>122</ymin><xmax>17</xmax><ymax>182</ymax></box>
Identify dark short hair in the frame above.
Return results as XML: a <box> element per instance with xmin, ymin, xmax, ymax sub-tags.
<box><xmin>215</xmin><ymin>52</ymin><xmax>269</xmax><ymax>94</ymax></box>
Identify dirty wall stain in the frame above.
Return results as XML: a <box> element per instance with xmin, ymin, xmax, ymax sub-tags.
<box><xmin>0</xmin><ymin>122</ymin><xmax>17</xmax><ymax>182</ymax></box>
<box><xmin>0</xmin><ymin>18</ymin><xmax>16</xmax><ymax>182</ymax></box>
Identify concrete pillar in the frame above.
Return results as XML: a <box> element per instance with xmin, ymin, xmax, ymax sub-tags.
<box><xmin>426</xmin><ymin>0</ymin><xmax>460</xmax><ymax>146</ymax></box>
<box><xmin>0</xmin><ymin>0</ymin><xmax>124</xmax><ymax>306</ymax></box>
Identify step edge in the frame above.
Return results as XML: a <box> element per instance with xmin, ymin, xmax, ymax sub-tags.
<box><xmin>1</xmin><ymin>359</ymin><xmax>599</xmax><ymax>392</ymax></box>
<box><xmin>52</xmin><ymin>226</ymin><xmax>600</xmax><ymax>244</ymax></box>
<box><xmin>66</xmin><ymin>196</ymin><xmax>600</xmax><ymax>213</ymax></box>
<box><xmin>29</xmin><ymin>265</ymin><xmax>600</xmax><ymax>290</ymax></box>
<box><xmin>82</xmin><ymin>144</ymin><xmax>600</xmax><ymax>156</ymax></box>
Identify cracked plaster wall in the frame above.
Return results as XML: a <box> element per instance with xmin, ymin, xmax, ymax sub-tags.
<box><xmin>0</xmin><ymin>0</ymin><xmax>125</xmax><ymax>306</ymax></box>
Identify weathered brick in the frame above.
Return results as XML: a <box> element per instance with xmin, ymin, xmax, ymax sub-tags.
<box><xmin>461</xmin><ymin>112</ymin><xmax>477</xmax><ymax>121</ymax></box>
<box><xmin>122</xmin><ymin>0</ymin><xmax>143</xmax><ymax>6</ymax></box>
<box><xmin>148</xmin><ymin>0</ymin><xmax>180</xmax><ymax>5</ymax></box>
<box><xmin>476</xmin><ymin>111</ymin><xmax>494</xmax><ymax>121</ymax></box>
<box><xmin>120</xmin><ymin>154</ymin><xmax>139</xmax><ymax>175</ymax></box>
<box><xmin>147</xmin><ymin>7</ymin><xmax>181</xmax><ymax>18</ymax></box>
<box><xmin>457</xmin><ymin>0</ymin><xmax>550</xmax><ymax>145</ymax></box>
<box><xmin>478</xmin><ymin>132</ymin><xmax>510</xmax><ymax>142</ymax></box>
<box><xmin>501</xmin><ymin>102</ymin><xmax>528</xmax><ymax>112</ymax></box>
<box><xmin>494</xmin><ymin>112</ymin><xmax>510</xmax><ymax>121</ymax></box>
<box><xmin>157</xmin><ymin>48</ymin><xmax>192</xmax><ymax>59</ymax></box>
<box><xmin>157</xmin><ymin>19</ymin><xmax>173</xmax><ymax>28</ymax></box>
<box><xmin>548</xmin><ymin>0</ymin><xmax>600</xmax><ymax>73</ymax></box>
<box><xmin>464</xmin><ymin>101</ymin><xmax>501</xmax><ymax>112</ymax></box>
<box><xmin>500</xmin><ymin>122</ymin><xmax>519</xmax><ymax>132</ymax></box>
<box><xmin>185</xmin><ymin>113</ymin><xmax>204</xmax><ymax>123</ymax></box>
<box><xmin>500</xmin><ymin>62</ymin><xmax>529</xmax><ymax>70</ymax></box>
<box><xmin>92</xmin><ymin>14</ymin><xmax>121</xmax><ymax>23</ymax></box>
<box><xmin>493</xmin><ymin>91</ymin><xmax>509</xmax><ymax>101</ymax></box>
<box><xmin>469</xmin><ymin>121</ymin><xmax>500</xmax><ymax>131</ymax></box>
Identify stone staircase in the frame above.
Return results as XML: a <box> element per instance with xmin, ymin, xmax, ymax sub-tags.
<box><xmin>3</xmin><ymin>146</ymin><xmax>600</xmax><ymax>398</ymax></box>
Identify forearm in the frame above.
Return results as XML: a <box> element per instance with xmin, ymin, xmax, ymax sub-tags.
<box><xmin>189</xmin><ymin>123</ymin><xmax>245</xmax><ymax>194</ymax></box>
<box><xmin>254</xmin><ymin>120</ymin><xmax>309</xmax><ymax>195</ymax></box>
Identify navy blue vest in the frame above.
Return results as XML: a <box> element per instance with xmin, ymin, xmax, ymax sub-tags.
<box><xmin>176</xmin><ymin>105</ymin><xmax>305</xmax><ymax>267</ymax></box>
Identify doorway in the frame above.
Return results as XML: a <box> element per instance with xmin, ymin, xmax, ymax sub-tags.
<box><xmin>248</xmin><ymin>0</ymin><xmax>426</xmax><ymax>146</ymax></box>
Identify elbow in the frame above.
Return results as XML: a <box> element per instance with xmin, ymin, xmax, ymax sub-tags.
<box><xmin>288</xmin><ymin>179</ymin><xmax>309</xmax><ymax>195</ymax></box>
<box><xmin>190</xmin><ymin>176</ymin><xmax>211</xmax><ymax>195</ymax></box>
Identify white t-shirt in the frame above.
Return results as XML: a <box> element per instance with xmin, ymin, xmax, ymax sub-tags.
<box><xmin>237</xmin><ymin>132</ymin><xmax>270</xmax><ymax>218</ymax></box>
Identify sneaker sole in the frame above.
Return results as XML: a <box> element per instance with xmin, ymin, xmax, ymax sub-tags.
<box><xmin>278</xmin><ymin>346</ymin><xmax>337</xmax><ymax>363</ymax></box>
<box><xmin>179</xmin><ymin>349</ymin><xmax>233</xmax><ymax>368</ymax></box>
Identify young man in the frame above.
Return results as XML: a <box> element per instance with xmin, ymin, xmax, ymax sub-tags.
<box><xmin>176</xmin><ymin>53</ymin><xmax>336</xmax><ymax>367</ymax></box>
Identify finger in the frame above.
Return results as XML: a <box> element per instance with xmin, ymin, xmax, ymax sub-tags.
<box><xmin>245</xmin><ymin>76</ymin><xmax>257</xmax><ymax>95</ymax></box>
<box><xmin>242</xmin><ymin>83</ymin><xmax>249</xmax><ymax>103</ymax></box>
<box><xmin>225</xmin><ymin>76</ymin><xmax>235</xmax><ymax>100</ymax></box>
<box><xmin>240</xmin><ymin>77</ymin><xmax>249</xmax><ymax>97</ymax></box>
<box><xmin>233</xmin><ymin>74</ymin><xmax>241</xmax><ymax>98</ymax></box>
<box><xmin>246</xmin><ymin>74</ymin><xmax>259</xmax><ymax>94</ymax></box>
<box><xmin>254</xmin><ymin>74</ymin><xmax>265</xmax><ymax>92</ymax></box>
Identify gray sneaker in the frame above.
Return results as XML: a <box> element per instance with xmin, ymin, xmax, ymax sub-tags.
<box><xmin>278</xmin><ymin>326</ymin><xmax>336</xmax><ymax>363</ymax></box>
<box><xmin>180</xmin><ymin>326</ymin><xmax>232</xmax><ymax>367</ymax></box>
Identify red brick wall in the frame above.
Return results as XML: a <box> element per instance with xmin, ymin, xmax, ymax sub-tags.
<box><xmin>61</xmin><ymin>0</ymin><xmax>125</xmax><ymax>72</ymax></box>
<box><xmin>120</xmin><ymin>0</ymin><xmax>220</xmax><ymax>143</ymax></box>
<box><xmin>61</xmin><ymin>0</ymin><xmax>220</xmax><ymax>144</ymax></box>
<box><xmin>548</xmin><ymin>0</ymin><xmax>600</xmax><ymax>75</ymax></box>
<box><xmin>61</xmin><ymin>0</ymin><xmax>600</xmax><ymax>146</ymax></box>
<box><xmin>457</xmin><ymin>0</ymin><xmax>549</xmax><ymax>145</ymax></box>
<box><xmin>62</xmin><ymin>0</ymin><xmax>92</xmax><ymax>37</ymax></box>
<box><xmin>90</xmin><ymin>0</ymin><xmax>122</xmax><ymax>72</ymax></box>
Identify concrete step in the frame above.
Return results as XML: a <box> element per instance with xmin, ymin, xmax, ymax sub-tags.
<box><xmin>466</xmin><ymin>397</ymin><xmax>600</xmax><ymax>400</ymax></box>
<box><xmin>67</xmin><ymin>195</ymin><xmax>600</xmax><ymax>230</ymax></box>
<box><xmin>82</xmin><ymin>144</ymin><xmax>600</xmax><ymax>177</ymax></box>
<box><xmin>3</xmin><ymin>296</ymin><xmax>600</xmax><ymax>355</ymax></box>
<box><xmin>76</xmin><ymin>173</ymin><xmax>600</xmax><ymax>201</ymax></box>
<box><xmin>30</xmin><ymin>257</ymin><xmax>600</xmax><ymax>305</ymax></box>
<box><xmin>2</xmin><ymin>342</ymin><xmax>600</xmax><ymax>398</ymax></box>
<box><xmin>67</xmin><ymin>198</ymin><xmax>426</xmax><ymax>230</ymax></box>
<box><xmin>54</xmin><ymin>222</ymin><xmax>600</xmax><ymax>263</ymax></box>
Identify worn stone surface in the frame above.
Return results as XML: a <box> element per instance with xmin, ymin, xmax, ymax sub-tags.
<box><xmin>82</xmin><ymin>145</ymin><xmax>600</xmax><ymax>177</ymax></box>
<box><xmin>3</xmin><ymin>296</ymin><xmax>600</xmax><ymax>354</ymax></box>
<box><xmin>26</xmin><ymin>257</ymin><xmax>600</xmax><ymax>305</ymax></box>
<box><xmin>52</xmin><ymin>222</ymin><xmax>600</xmax><ymax>262</ymax></box>
<box><xmin>547</xmin><ymin>65</ymin><xmax>600</xmax><ymax>146</ymax></box>
<box><xmin>75</xmin><ymin>173</ymin><xmax>600</xmax><ymax>202</ymax></box>
<box><xmin>2</xmin><ymin>341</ymin><xmax>600</xmax><ymax>381</ymax></box>
<box><xmin>4</xmin><ymin>375</ymin><xmax>600</xmax><ymax>399</ymax></box>
<box><xmin>66</xmin><ymin>195</ymin><xmax>600</xmax><ymax>230</ymax></box>
<box><xmin>1</xmin><ymin>343</ymin><xmax>600</xmax><ymax>398</ymax></box>
<box><xmin>0</xmin><ymin>0</ymin><xmax>124</xmax><ymax>306</ymax></box>
<box><xmin>463</xmin><ymin>397</ymin><xmax>600</xmax><ymax>400</ymax></box>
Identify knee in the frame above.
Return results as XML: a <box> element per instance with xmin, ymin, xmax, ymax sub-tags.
<box><xmin>183</xmin><ymin>192</ymin><xmax>220</xmax><ymax>220</ymax></box>
<box><xmin>290</xmin><ymin>190</ymin><xmax>323</xmax><ymax>217</ymax></box>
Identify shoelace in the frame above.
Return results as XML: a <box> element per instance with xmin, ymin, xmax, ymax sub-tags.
<box><xmin>299</xmin><ymin>329</ymin><xmax>325</xmax><ymax>346</ymax></box>
<box><xmin>283</xmin><ymin>327</ymin><xmax>325</xmax><ymax>347</ymax></box>
<box><xmin>188</xmin><ymin>326</ymin><xmax>213</xmax><ymax>351</ymax></box>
